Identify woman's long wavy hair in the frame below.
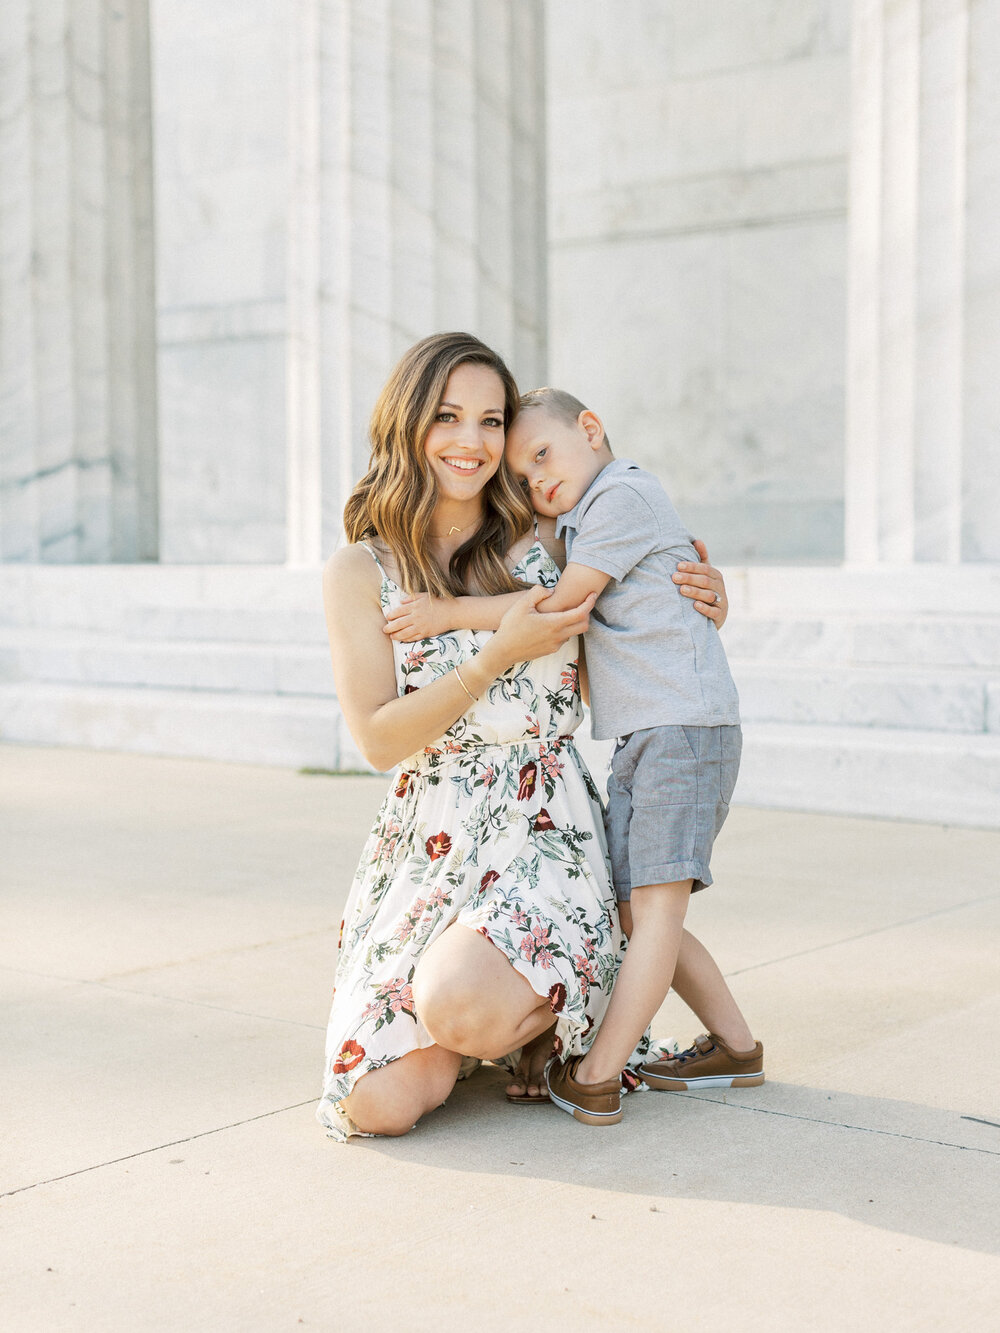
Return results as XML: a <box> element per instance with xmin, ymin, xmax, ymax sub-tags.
<box><xmin>344</xmin><ymin>332</ymin><xmax>533</xmax><ymax>597</ymax></box>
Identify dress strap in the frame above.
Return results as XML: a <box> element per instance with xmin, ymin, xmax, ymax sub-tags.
<box><xmin>360</xmin><ymin>541</ymin><xmax>390</xmax><ymax>581</ymax></box>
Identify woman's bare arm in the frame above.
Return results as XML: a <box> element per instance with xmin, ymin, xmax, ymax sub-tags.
<box><xmin>325</xmin><ymin>545</ymin><xmax>595</xmax><ymax>771</ymax></box>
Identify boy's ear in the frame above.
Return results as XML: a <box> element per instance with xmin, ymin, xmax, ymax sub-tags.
<box><xmin>578</xmin><ymin>410</ymin><xmax>606</xmax><ymax>451</ymax></box>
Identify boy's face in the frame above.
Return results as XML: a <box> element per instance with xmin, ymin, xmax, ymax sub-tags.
<box><xmin>505</xmin><ymin>408</ymin><xmax>608</xmax><ymax>518</ymax></box>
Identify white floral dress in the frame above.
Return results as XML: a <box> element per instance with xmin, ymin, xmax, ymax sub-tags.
<box><xmin>317</xmin><ymin>540</ymin><xmax>669</xmax><ymax>1140</ymax></box>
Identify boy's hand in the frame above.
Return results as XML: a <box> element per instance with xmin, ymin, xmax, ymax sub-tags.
<box><xmin>383</xmin><ymin>593</ymin><xmax>450</xmax><ymax>642</ymax></box>
<box><xmin>673</xmin><ymin>538</ymin><xmax>729</xmax><ymax>628</ymax></box>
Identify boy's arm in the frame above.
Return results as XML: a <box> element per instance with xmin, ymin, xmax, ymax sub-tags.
<box><xmin>534</xmin><ymin>561</ymin><xmax>610</xmax><ymax>612</ymax></box>
<box><xmin>384</xmin><ymin>589</ymin><xmax>526</xmax><ymax>640</ymax></box>
<box><xmin>384</xmin><ymin>561</ymin><xmax>610</xmax><ymax>641</ymax></box>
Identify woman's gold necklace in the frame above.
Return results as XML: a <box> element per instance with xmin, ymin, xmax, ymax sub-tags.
<box><xmin>429</xmin><ymin>523</ymin><xmax>466</xmax><ymax>538</ymax></box>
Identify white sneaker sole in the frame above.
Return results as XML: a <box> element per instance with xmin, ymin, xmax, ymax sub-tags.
<box><xmin>545</xmin><ymin>1075</ymin><xmax>623</xmax><ymax>1125</ymax></box>
<box><xmin>640</xmin><ymin>1070</ymin><xmax>764</xmax><ymax>1091</ymax></box>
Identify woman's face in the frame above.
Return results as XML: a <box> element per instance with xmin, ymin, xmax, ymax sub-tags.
<box><xmin>422</xmin><ymin>363</ymin><xmax>506</xmax><ymax>506</ymax></box>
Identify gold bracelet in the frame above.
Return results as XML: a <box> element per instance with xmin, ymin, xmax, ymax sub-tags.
<box><xmin>454</xmin><ymin>666</ymin><xmax>477</xmax><ymax>703</ymax></box>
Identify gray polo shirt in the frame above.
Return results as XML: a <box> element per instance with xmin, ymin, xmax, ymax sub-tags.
<box><xmin>555</xmin><ymin>459</ymin><xmax>740</xmax><ymax>740</ymax></box>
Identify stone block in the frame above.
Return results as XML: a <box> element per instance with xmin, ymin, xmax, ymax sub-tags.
<box><xmin>733</xmin><ymin>564</ymin><xmax>1000</xmax><ymax>616</ymax></box>
<box><xmin>737</xmin><ymin>722</ymin><xmax>1000</xmax><ymax>827</ymax></box>
<box><xmin>732</xmin><ymin>662</ymin><xmax>988</xmax><ymax>733</ymax></box>
<box><xmin>157</xmin><ymin>339</ymin><xmax>287</xmax><ymax>563</ymax></box>
<box><xmin>0</xmin><ymin>682</ymin><xmax>338</xmax><ymax>769</ymax></box>
<box><xmin>126</xmin><ymin>606</ymin><xmax>328</xmax><ymax>645</ymax></box>
<box><xmin>987</xmin><ymin>682</ymin><xmax>1000</xmax><ymax>733</ymax></box>
<box><xmin>849</xmin><ymin>618</ymin><xmax>1000</xmax><ymax>667</ymax></box>
<box><xmin>549</xmin><ymin>218</ymin><xmax>846</xmax><ymax>563</ymax></box>
<box><xmin>275</xmin><ymin>647</ymin><xmax>335</xmax><ymax>698</ymax></box>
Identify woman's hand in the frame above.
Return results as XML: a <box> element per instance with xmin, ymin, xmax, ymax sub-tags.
<box><xmin>491</xmin><ymin>584</ymin><xmax>596</xmax><ymax>665</ymax></box>
<box><xmin>673</xmin><ymin>538</ymin><xmax>729</xmax><ymax>628</ymax></box>
<box><xmin>383</xmin><ymin>593</ymin><xmax>448</xmax><ymax>642</ymax></box>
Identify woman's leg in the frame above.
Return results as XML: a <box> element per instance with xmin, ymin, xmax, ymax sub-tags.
<box><xmin>343</xmin><ymin>1044</ymin><xmax>464</xmax><ymax>1137</ymax></box>
<box><xmin>343</xmin><ymin>925</ymin><xmax>551</xmax><ymax>1136</ymax></box>
<box><xmin>505</xmin><ymin>1023</ymin><xmax>557</xmax><ymax>1099</ymax></box>
<box><xmin>413</xmin><ymin>925</ymin><xmax>553</xmax><ymax>1060</ymax></box>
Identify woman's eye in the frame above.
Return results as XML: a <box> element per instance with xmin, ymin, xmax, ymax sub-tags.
<box><xmin>483</xmin><ymin>416</ymin><xmax>503</xmax><ymax>429</ymax></box>
<box><xmin>535</xmin><ymin>447</ymin><xmax>547</xmax><ymax>461</ymax></box>
<box><xmin>435</xmin><ymin>411</ymin><xmax>456</xmax><ymax>422</ymax></box>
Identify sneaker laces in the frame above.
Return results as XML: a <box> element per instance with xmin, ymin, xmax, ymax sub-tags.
<box><xmin>671</xmin><ymin>1034</ymin><xmax>715</xmax><ymax>1065</ymax></box>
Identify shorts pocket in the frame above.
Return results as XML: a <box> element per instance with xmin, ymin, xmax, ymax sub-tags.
<box><xmin>630</xmin><ymin>728</ymin><xmax>701</xmax><ymax>808</ymax></box>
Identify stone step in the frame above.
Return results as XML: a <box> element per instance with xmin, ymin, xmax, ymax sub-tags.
<box><xmin>4</xmin><ymin>629</ymin><xmax>997</xmax><ymax>735</ymax></box>
<box><xmin>736</xmin><ymin>722</ymin><xmax>1000</xmax><ymax>829</ymax></box>
<box><xmin>0</xmin><ymin>681</ymin><xmax>358</xmax><ymax>771</ymax></box>
<box><xmin>0</xmin><ymin>630</ymin><xmax>335</xmax><ymax>697</ymax></box>
<box><xmin>3</xmin><ymin>682</ymin><xmax>997</xmax><ymax>828</ymax></box>
<box><xmin>731</xmin><ymin>661</ymin><xmax>1000</xmax><ymax>734</ymax></box>
<box><xmin>0</xmin><ymin>565</ymin><xmax>325</xmax><ymax>634</ymax></box>
<box><xmin>724</xmin><ymin>614</ymin><xmax>1000</xmax><ymax>667</ymax></box>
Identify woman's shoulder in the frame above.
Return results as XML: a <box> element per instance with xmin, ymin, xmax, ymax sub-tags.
<box><xmin>323</xmin><ymin>542</ymin><xmax>382</xmax><ymax>594</ymax></box>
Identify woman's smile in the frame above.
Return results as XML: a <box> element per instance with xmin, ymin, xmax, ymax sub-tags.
<box><xmin>442</xmin><ymin>456</ymin><xmax>485</xmax><ymax>473</ymax></box>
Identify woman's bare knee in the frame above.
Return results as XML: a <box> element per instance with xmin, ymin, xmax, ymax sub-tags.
<box><xmin>343</xmin><ymin>1048</ymin><xmax>460</xmax><ymax>1136</ymax></box>
<box><xmin>414</xmin><ymin>925</ymin><xmax>545</xmax><ymax>1057</ymax></box>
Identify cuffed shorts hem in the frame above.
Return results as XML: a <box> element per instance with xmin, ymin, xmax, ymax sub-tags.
<box><xmin>604</xmin><ymin>724</ymin><xmax>741</xmax><ymax>904</ymax></box>
<box><xmin>625</xmin><ymin>860</ymin><xmax>713</xmax><ymax>896</ymax></box>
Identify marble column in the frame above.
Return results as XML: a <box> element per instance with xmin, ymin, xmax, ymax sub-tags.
<box><xmin>845</xmin><ymin>0</ymin><xmax>1000</xmax><ymax>564</ymax></box>
<box><xmin>0</xmin><ymin>0</ymin><xmax>158</xmax><ymax>563</ymax></box>
<box><xmin>285</xmin><ymin>0</ymin><xmax>547</xmax><ymax>564</ymax></box>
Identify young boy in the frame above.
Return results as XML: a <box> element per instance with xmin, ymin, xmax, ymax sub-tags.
<box><xmin>505</xmin><ymin>388</ymin><xmax>762</xmax><ymax>1123</ymax></box>
<box><xmin>386</xmin><ymin>389</ymin><xmax>763</xmax><ymax>1124</ymax></box>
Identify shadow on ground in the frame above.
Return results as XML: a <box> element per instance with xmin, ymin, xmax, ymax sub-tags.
<box><xmin>359</xmin><ymin>1064</ymin><xmax>1000</xmax><ymax>1256</ymax></box>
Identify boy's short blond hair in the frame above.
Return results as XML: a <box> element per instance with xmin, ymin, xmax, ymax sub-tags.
<box><xmin>517</xmin><ymin>386</ymin><xmax>612</xmax><ymax>450</ymax></box>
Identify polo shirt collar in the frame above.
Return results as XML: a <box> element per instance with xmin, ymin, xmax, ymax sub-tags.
<box><xmin>554</xmin><ymin>458</ymin><xmax>637</xmax><ymax>539</ymax></box>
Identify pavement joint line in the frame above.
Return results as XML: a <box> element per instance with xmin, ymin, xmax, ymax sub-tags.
<box><xmin>0</xmin><ymin>1099</ymin><xmax>317</xmax><ymax>1201</ymax></box>
<box><xmin>678</xmin><ymin>1092</ymin><xmax>1000</xmax><ymax>1156</ymax></box>
<box><xmin>94</xmin><ymin>925</ymin><xmax>340</xmax><ymax>982</ymax></box>
<box><xmin>725</xmin><ymin>889</ymin><xmax>1000</xmax><ymax>979</ymax></box>
<box><xmin>0</xmin><ymin>963</ymin><xmax>327</xmax><ymax>1031</ymax></box>
<box><xmin>89</xmin><ymin>981</ymin><xmax>328</xmax><ymax>1030</ymax></box>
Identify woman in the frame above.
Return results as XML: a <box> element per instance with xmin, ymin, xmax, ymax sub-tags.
<box><xmin>317</xmin><ymin>333</ymin><xmax>727</xmax><ymax>1139</ymax></box>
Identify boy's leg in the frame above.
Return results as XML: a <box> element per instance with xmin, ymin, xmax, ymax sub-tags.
<box><xmin>671</xmin><ymin>929</ymin><xmax>755</xmax><ymax>1053</ymax></box>
<box><xmin>616</xmin><ymin>905</ymin><xmax>754</xmax><ymax>1051</ymax></box>
<box><xmin>572</xmin><ymin>879</ymin><xmax>692</xmax><ymax>1085</ymax></box>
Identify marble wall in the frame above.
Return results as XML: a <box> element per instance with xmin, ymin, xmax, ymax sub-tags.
<box><xmin>151</xmin><ymin>0</ymin><xmax>291</xmax><ymax>563</ymax></box>
<box><xmin>152</xmin><ymin>0</ymin><xmax>547</xmax><ymax>564</ymax></box>
<box><xmin>0</xmin><ymin>0</ymin><xmax>158</xmax><ymax>563</ymax></box>
<box><xmin>846</xmin><ymin>0</ymin><xmax>1000</xmax><ymax>564</ymax></box>
<box><xmin>544</xmin><ymin>0</ymin><xmax>851</xmax><ymax>563</ymax></box>
<box><xmin>3</xmin><ymin>1</ymin><xmax>998</xmax><ymax>572</ymax></box>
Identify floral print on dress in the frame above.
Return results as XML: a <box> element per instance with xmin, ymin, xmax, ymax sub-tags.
<box><xmin>317</xmin><ymin>538</ymin><xmax>673</xmax><ymax>1140</ymax></box>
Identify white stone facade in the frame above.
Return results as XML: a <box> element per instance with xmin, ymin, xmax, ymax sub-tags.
<box><xmin>151</xmin><ymin>0</ymin><xmax>547</xmax><ymax>564</ymax></box>
<box><xmin>1</xmin><ymin>1</ymin><xmax>998</xmax><ymax>828</ymax></box>
<box><xmin>0</xmin><ymin>0</ymin><xmax>158</xmax><ymax>562</ymax></box>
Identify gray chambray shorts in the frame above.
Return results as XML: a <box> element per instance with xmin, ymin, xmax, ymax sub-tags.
<box><xmin>604</xmin><ymin>724</ymin><xmax>742</xmax><ymax>901</ymax></box>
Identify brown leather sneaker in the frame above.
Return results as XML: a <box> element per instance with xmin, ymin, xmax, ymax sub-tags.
<box><xmin>545</xmin><ymin>1056</ymin><xmax>623</xmax><ymax>1125</ymax></box>
<box><xmin>640</xmin><ymin>1034</ymin><xmax>764</xmax><ymax>1091</ymax></box>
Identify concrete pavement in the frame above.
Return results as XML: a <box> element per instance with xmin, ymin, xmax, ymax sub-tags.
<box><xmin>2</xmin><ymin>744</ymin><xmax>999</xmax><ymax>1330</ymax></box>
